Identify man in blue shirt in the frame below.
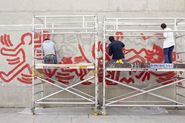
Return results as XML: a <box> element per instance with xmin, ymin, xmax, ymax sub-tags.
<box><xmin>108</xmin><ymin>36</ymin><xmax>125</xmax><ymax>64</ymax></box>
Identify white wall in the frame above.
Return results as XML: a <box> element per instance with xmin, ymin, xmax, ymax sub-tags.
<box><xmin>0</xmin><ymin>0</ymin><xmax>185</xmax><ymax>12</ymax></box>
<box><xmin>0</xmin><ymin>0</ymin><xmax>185</xmax><ymax>107</ymax></box>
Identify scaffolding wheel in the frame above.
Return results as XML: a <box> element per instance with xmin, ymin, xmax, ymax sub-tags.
<box><xmin>92</xmin><ymin>110</ymin><xmax>103</xmax><ymax>116</ymax></box>
<box><xmin>175</xmin><ymin>107</ymin><xmax>179</xmax><ymax>110</ymax></box>
<box><xmin>101</xmin><ymin>111</ymin><xmax>107</xmax><ymax>115</ymax></box>
<box><xmin>31</xmin><ymin>107</ymin><xmax>36</xmax><ymax>115</ymax></box>
<box><xmin>100</xmin><ymin>107</ymin><xmax>107</xmax><ymax>115</ymax></box>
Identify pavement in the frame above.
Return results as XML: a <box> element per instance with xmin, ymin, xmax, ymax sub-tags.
<box><xmin>0</xmin><ymin>107</ymin><xmax>185</xmax><ymax>123</ymax></box>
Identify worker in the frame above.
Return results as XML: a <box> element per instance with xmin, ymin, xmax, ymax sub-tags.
<box><xmin>41</xmin><ymin>38</ymin><xmax>58</xmax><ymax>64</ymax></box>
<box><xmin>108</xmin><ymin>36</ymin><xmax>125</xmax><ymax>64</ymax></box>
<box><xmin>161</xmin><ymin>23</ymin><xmax>175</xmax><ymax>63</ymax></box>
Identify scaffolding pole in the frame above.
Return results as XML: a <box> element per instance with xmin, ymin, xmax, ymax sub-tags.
<box><xmin>32</xmin><ymin>15</ymin><xmax>99</xmax><ymax>114</ymax></box>
<box><xmin>102</xmin><ymin>17</ymin><xmax>185</xmax><ymax>114</ymax></box>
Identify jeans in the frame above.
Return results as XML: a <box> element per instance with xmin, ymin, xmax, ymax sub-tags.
<box><xmin>44</xmin><ymin>54</ymin><xmax>57</xmax><ymax>64</ymax></box>
<box><xmin>163</xmin><ymin>45</ymin><xmax>174</xmax><ymax>63</ymax></box>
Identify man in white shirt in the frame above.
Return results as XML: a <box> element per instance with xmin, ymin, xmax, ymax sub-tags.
<box><xmin>41</xmin><ymin>38</ymin><xmax>57</xmax><ymax>64</ymax></box>
<box><xmin>161</xmin><ymin>23</ymin><xmax>175</xmax><ymax>63</ymax></box>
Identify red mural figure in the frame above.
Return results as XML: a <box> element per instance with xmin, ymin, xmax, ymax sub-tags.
<box><xmin>56</xmin><ymin>43</ymin><xmax>93</xmax><ymax>85</ymax></box>
<box><xmin>0</xmin><ymin>31</ymin><xmax>177</xmax><ymax>85</ymax></box>
<box><xmin>128</xmin><ymin>33</ymin><xmax>176</xmax><ymax>84</ymax></box>
<box><xmin>103</xmin><ymin>32</ymin><xmax>177</xmax><ymax>85</ymax></box>
<box><xmin>0</xmin><ymin>31</ymin><xmax>51</xmax><ymax>84</ymax></box>
<box><xmin>0</xmin><ymin>33</ymin><xmax>32</xmax><ymax>84</ymax></box>
<box><xmin>0</xmin><ymin>34</ymin><xmax>13</xmax><ymax>47</ymax></box>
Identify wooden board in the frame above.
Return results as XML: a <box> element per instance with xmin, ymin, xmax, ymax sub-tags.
<box><xmin>35</xmin><ymin>63</ymin><xmax>95</xmax><ymax>69</ymax></box>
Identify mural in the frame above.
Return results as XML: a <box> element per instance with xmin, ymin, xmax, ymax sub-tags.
<box><xmin>104</xmin><ymin>32</ymin><xmax>177</xmax><ymax>85</ymax></box>
<box><xmin>0</xmin><ymin>33</ymin><xmax>32</xmax><ymax>84</ymax></box>
<box><xmin>0</xmin><ymin>31</ymin><xmax>177</xmax><ymax>85</ymax></box>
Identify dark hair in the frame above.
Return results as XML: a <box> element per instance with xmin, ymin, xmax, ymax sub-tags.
<box><xmin>109</xmin><ymin>36</ymin><xmax>115</xmax><ymax>42</ymax></box>
<box><xmin>44</xmin><ymin>37</ymin><xmax>50</xmax><ymax>40</ymax></box>
<box><xmin>161</xmin><ymin>23</ymin><xmax>167</xmax><ymax>29</ymax></box>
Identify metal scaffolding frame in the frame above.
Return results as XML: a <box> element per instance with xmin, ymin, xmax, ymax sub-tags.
<box><xmin>32</xmin><ymin>15</ymin><xmax>99</xmax><ymax>114</ymax></box>
<box><xmin>1</xmin><ymin>17</ymin><xmax>185</xmax><ymax>115</ymax></box>
<box><xmin>102</xmin><ymin>18</ymin><xmax>185</xmax><ymax>114</ymax></box>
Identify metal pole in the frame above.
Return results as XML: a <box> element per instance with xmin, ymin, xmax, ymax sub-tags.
<box><xmin>102</xmin><ymin>17</ymin><xmax>106</xmax><ymax>113</ymax></box>
<box><xmin>36</xmin><ymin>77</ymin><xmax>95</xmax><ymax>103</ymax></box>
<box><xmin>106</xmin><ymin>78</ymin><xmax>185</xmax><ymax>106</ymax></box>
<box><xmin>174</xmin><ymin>18</ymin><xmax>179</xmax><ymax>106</ymax></box>
<box><xmin>31</xmin><ymin>17</ymin><xmax>36</xmax><ymax>114</ymax></box>
<box><xmin>94</xmin><ymin>16</ymin><xmax>99</xmax><ymax>111</ymax></box>
<box><xmin>106</xmin><ymin>78</ymin><xmax>178</xmax><ymax>102</ymax></box>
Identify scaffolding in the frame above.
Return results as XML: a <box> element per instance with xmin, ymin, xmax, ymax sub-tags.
<box><xmin>102</xmin><ymin>18</ymin><xmax>185</xmax><ymax>114</ymax></box>
<box><xmin>32</xmin><ymin>15</ymin><xmax>99</xmax><ymax>114</ymax></box>
<box><xmin>2</xmin><ymin>16</ymin><xmax>185</xmax><ymax>115</ymax></box>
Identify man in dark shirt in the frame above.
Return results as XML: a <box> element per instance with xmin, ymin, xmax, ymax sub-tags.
<box><xmin>108</xmin><ymin>36</ymin><xmax>125</xmax><ymax>64</ymax></box>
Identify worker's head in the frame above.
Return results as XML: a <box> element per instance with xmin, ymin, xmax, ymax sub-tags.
<box><xmin>109</xmin><ymin>36</ymin><xmax>115</xmax><ymax>42</ymax></box>
<box><xmin>161</xmin><ymin>23</ymin><xmax>167</xmax><ymax>30</ymax></box>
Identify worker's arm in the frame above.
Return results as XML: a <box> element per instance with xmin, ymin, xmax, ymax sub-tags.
<box><xmin>108</xmin><ymin>44</ymin><xmax>112</xmax><ymax>56</ymax></box>
<box><xmin>121</xmin><ymin>42</ymin><xmax>125</xmax><ymax>48</ymax></box>
<box><xmin>163</xmin><ymin>31</ymin><xmax>168</xmax><ymax>39</ymax></box>
<box><xmin>41</xmin><ymin>43</ymin><xmax>45</xmax><ymax>56</ymax></box>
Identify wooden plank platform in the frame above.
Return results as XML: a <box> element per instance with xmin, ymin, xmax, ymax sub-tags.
<box><xmin>35</xmin><ymin>63</ymin><xmax>95</xmax><ymax>69</ymax></box>
<box><xmin>106</xmin><ymin>63</ymin><xmax>185</xmax><ymax>71</ymax></box>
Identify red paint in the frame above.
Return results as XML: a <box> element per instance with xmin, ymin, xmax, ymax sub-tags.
<box><xmin>0</xmin><ymin>31</ymin><xmax>177</xmax><ymax>85</ymax></box>
<box><xmin>0</xmin><ymin>32</ymin><xmax>49</xmax><ymax>84</ymax></box>
<box><xmin>78</xmin><ymin>44</ymin><xmax>91</xmax><ymax>63</ymax></box>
